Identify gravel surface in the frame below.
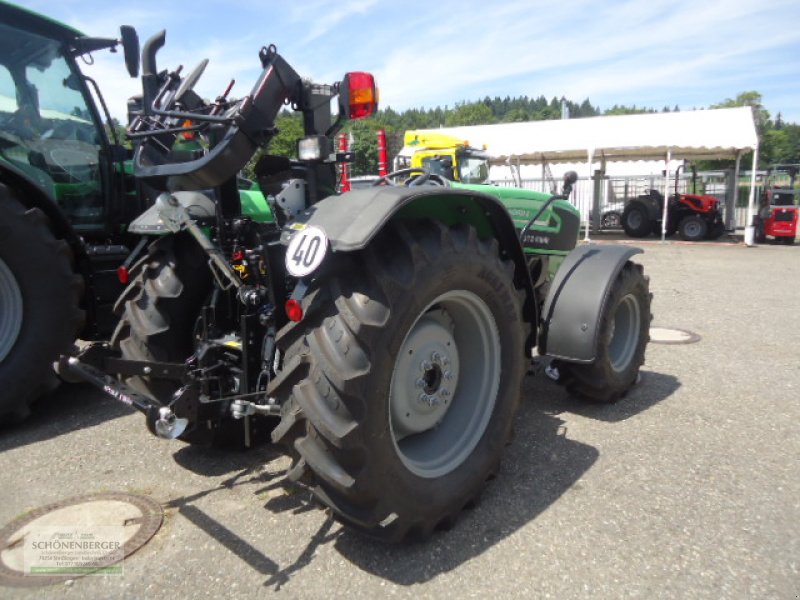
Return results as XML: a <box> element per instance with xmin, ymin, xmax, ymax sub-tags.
<box><xmin>1</xmin><ymin>238</ymin><xmax>798</xmax><ymax>599</ymax></box>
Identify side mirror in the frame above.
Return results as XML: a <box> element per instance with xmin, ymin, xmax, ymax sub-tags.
<box><xmin>120</xmin><ymin>26</ymin><xmax>140</xmax><ymax>78</ymax></box>
<box><xmin>562</xmin><ymin>170</ymin><xmax>578</xmax><ymax>196</ymax></box>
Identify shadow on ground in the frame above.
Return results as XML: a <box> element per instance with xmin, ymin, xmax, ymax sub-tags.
<box><xmin>151</xmin><ymin>369</ymin><xmax>678</xmax><ymax>589</ymax></box>
<box><xmin>0</xmin><ymin>383</ymin><xmax>131</xmax><ymax>453</ymax></box>
<box><xmin>529</xmin><ymin>369</ymin><xmax>682</xmax><ymax>422</ymax></box>
<box><xmin>157</xmin><ymin>393</ymin><xmax>599</xmax><ymax>589</ymax></box>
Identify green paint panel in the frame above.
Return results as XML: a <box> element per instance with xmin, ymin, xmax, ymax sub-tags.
<box><xmin>451</xmin><ymin>182</ymin><xmax>579</xmax><ymax>256</ymax></box>
<box><xmin>239</xmin><ymin>189</ymin><xmax>274</xmax><ymax>223</ymax></box>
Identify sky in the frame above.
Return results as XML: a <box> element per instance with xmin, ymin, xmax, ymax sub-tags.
<box><xmin>14</xmin><ymin>0</ymin><xmax>800</xmax><ymax>124</ymax></box>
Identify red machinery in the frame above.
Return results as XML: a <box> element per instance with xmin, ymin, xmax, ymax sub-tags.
<box><xmin>755</xmin><ymin>166</ymin><xmax>798</xmax><ymax>245</ymax></box>
<box><xmin>622</xmin><ymin>166</ymin><xmax>725</xmax><ymax>241</ymax></box>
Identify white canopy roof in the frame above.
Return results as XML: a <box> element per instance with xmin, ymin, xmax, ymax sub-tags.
<box><xmin>417</xmin><ymin>106</ymin><xmax>758</xmax><ymax>165</ymax></box>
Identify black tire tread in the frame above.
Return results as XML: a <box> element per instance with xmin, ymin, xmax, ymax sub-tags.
<box><xmin>557</xmin><ymin>262</ymin><xmax>651</xmax><ymax>404</ymax></box>
<box><xmin>622</xmin><ymin>202</ymin><xmax>653</xmax><ymax>238</ymax></box>
<box><xmin>111</xmin><ymin>234</ymin><xmax>212</xmax><ymax>400</ymax></box>
<box><xmin>271</xmin><ymin>220</ymin><xmax>527</xmax><ymax>542</ymax></box>
<box><xmin>0</xmin><ymin>185</ymin><xmax>84</xmax><ymax>420</ymax></box>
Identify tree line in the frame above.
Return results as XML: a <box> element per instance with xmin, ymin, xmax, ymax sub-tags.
<box><xmin>244</xmin><ymin>91</ymin><xmax>800</xmax><ymax>178</ymax></box>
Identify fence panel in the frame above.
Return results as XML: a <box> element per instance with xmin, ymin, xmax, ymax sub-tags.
<box><xmin>490</xmin><ymin>172</ymin><xmax>797</xmax><ymax>231</ymax></box>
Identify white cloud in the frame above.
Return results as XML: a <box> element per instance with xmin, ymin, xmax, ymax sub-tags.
<box><xmin>14</xmin><ymin>0</ymin><xmax>800</xmax><ymax>123</ymax></box>
<box><xmin>374</xmin><ymin>0</ymin><xmax>800</xmax><ymax>119</ymax></box>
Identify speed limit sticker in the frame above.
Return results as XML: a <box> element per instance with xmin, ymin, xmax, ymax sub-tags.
<box><xmin>285</xmin><ymin>225</ymin><xmax>328</xmax><ymax>277</ymax></box>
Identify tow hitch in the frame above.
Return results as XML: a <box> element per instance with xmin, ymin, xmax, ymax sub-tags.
<box><xmin>58</xmin><ymin>344</ymin><xmax>192</xmax><ymax>439</ymax></box>
<box><xmin>58</xmin><ymin>343</ymin><xmax>281</xmax><ymax>441</ymax></box>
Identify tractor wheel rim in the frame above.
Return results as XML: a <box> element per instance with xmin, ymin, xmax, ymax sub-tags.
<box><xmin>608</xmin><ymin>293</ymin><xmax>641</xmax><ymax>372</ymax></box>
<box><xmin>685</xmin><ymin>222</ymin><xmax>701</xmax><ymax>237</ymax></box>
<box><xmin>389</xmin><ymin>290</ymin><xmax>501</xmax><ymax>478</ymax></box>
<box><xmin>628</xmin><ymin>211</ymin><xmax>642</xmax><ymax>229</ymax></box>
<box><xmin>0</xmin><ymin>258</ymin><xmax>23</xmax><ymax>362</ymax></box>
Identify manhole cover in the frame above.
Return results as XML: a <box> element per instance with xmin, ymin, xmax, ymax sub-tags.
<box><xmin>0</xmin><ymin>492</ymin><xmax>162</xmax><ymax>587</ymax></box>
<box><xmin>650</xmin><ymin>327</ymin><xmax>701</xmax><ymax>345</ymax></box>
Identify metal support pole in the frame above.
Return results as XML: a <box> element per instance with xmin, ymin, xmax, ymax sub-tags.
<box><xmin>541</xmin><ymin>162</ymin><xmax>546</xmax><ymax>193</ymax></box>
<box><xmin>591</xmin><ymin>155</ymin><xmax>605</xmax><ymax>233</ymax></box>
<box><xmin>660</xmin><ymin>149</ymin><xmax>671</xmax><ymax>243</ymax></box>
<box><xmin>730</xmin><ymin>152</ymin><xmax>742</xmax><ymax>231</ymax></box>
<box><xmin>338</xmin><ymin>133</ymin><xmax>350</xmax><ymax>192</ymax></box>
<box><xmin>377</xmin><ymin>129</ymin><xmax>388</xmax><ymax>177</ymax></box>
<box><xmin>584</xmin><ymin>150</ymin><xmax>594</xmax><ymax>241</ymax></box>
<box><xmin>744</xmin><ymin>145</ymin><xmax>760</xmax><ymax>246</ymax></box>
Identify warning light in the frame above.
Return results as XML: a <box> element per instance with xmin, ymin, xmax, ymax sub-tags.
<box><xmin>180</xmin><ymin>120</ymin><xmax>195</xmax><ymax>141</ymax></box>
<box><xmin>285</xmin><ymin>299</ymin><xmax>304</xmax><ymax>322</ymax></box>
<box><xmin>117</xmin><ymin>265</ymin><xmax>129</xmax><ymax>285</ymax></box>
<box><xmin>341</xmin><ymin>72</ymin><xmax>378</xmax><ymax>120</ymax></box>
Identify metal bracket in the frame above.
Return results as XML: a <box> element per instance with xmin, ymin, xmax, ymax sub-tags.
<box><xmin>155</xmin><ymin>193</ymin><xmax>243</xmax><ymax>291</ymax></box>
<box><xmin>230</xmin><ymin>398</ymin><xmax>280</xmax><ymax>419</ymax></box>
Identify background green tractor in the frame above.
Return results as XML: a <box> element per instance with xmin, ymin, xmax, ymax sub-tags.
<box><xmin>0</xmin><ymin>2</ymin><xmax>275</xmax><ymax>421</ymax></box>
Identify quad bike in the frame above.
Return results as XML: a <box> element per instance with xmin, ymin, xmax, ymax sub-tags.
<box><xmin>622</xmin><ymin>166</ymin><xmax>725</xmax><ymax>241</ymax></box>
<box><xmin>62</xmin><ymin>31</ymin><xmax>651</xmax><ymax>542</ymax></box>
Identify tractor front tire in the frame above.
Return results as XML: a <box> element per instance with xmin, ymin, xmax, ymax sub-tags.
<box><xmin>622</xmin><ymin>202</ymin><xmax>653</xmax><ymax>238</ymax></box>
<box><xmin>556</xmin><ymin>262</ymin><xmax>650</xmax><ymax>403</ymax></box>
<box><xmin>601</xmin><ymin>211</ymin><xmax>622</xmax><ymax>230</ymax></box>
<box><xmin>678</xmin><ymin>215</ymin><xmax>708</xmax><ymax>241</ymax></box>
<box><xmin>0</xmin><ymin>185</ymin><xmax>84</xmax><ymax>421</ymax></box>
<box><xmin>706</xmin><ymin>221</ymin><xmax>725</xmax><ymax>240</ymax></box>
<box><xmin>272</xmin><ymin>221</ymin><xmax>527</xmax><ymax>541</ymax></box>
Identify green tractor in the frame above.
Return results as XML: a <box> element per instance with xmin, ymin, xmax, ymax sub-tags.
<box><xmin>57</xmin><ymin>30</ymin><xmax>650</xmax><ymax>541</ymax></box>
<box><xmin>2</xmin><ymin>0</ymin><xmax>652</xmax><ymax>542</ymax></box>
<box><xmin>0</xmin><ymin>2</ymin><xmax>271</xmax><ymax>420</ymax></box>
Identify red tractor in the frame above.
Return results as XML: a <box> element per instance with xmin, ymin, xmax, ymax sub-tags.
<box><xmin>755</xmin><ymin>166</ymin><xmax>798</xmax><ymax>245</ymax></box>
<box><xmin>622</xmin><ymin>167</ymin><xmax>725</xmax><ymax>241</ymax></box>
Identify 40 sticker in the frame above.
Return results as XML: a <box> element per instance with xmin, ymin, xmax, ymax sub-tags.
<box><xmin>285</xmin><ymin>225</ymin><xmax>328</xmax><ymax>277</ymax></box>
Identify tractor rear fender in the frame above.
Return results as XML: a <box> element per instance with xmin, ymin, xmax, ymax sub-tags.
<box><xmin>539</xmin><ymin>244</ymin><xmax>643</xmax><ymax>363</ymax></box>
<box><xmin>286</xmin><ymin>186</ymin><xmax>538</xmax><ymax>349</ymax></box>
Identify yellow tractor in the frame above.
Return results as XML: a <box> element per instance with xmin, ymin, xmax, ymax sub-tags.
<box><xmin>393</xmin><ymin>130</ymin><xmax>490</xmax><ymax>183</ymax></box>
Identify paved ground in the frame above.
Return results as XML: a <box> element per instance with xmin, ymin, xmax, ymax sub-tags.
<box><xmin>1</xmin><ymin>237</ymin><xmax>799</xmax><ymax>599</ymax></box>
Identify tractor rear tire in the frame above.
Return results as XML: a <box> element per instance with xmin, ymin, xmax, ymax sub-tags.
<box><xmin>556</xmin><ymin>262</ymin><xmax>650</xmax><ymax>403</ymax></box>
<box><xmin>622</xmin><ymin>202</ymin><xmax>652</xmax><ymax>238</ymax></box>
<box><xmin>678</xmin><ymin>215</ymin><xmax>708</xmax><ymax>241</ymax></box>
<box><xmin>110</xmin><ymin>234</ymin><xmax>235</xmax><ymax>444</ymax></box>
<box><xmin>272</xmin><ymin>220</ymin><xmax>527</xmax><ymax>541</ymax></box>
<box><xmin>0</xmin><ymin>185</ymin><xmax>84</xmax><ymax>421</ymax></box>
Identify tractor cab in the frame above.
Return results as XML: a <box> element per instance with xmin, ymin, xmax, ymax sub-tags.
<box><xmin>394</xmin><ymin>130</ymin><xmax>491</xmax><ymax>184</ymax></box>
<box><xmin>0</xmin><ymin>4</ymin><xmax>139</xmax><ymax>234</ymax></box>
